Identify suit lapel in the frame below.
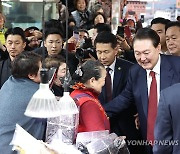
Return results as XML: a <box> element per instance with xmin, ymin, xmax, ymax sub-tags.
<box><xmin>113</xmin><ymin>64</ymin><xmax>122</xmax><ymax>98</ymax></box>
<box><xmin>138</xmin><ymin>68</ymin><xmax>148</xmax><ymax>118</ymax></box>
<box><xmin>102</xmin><ymin>59</ymin><xmax>123</xmax><ymax>101</ymax></box>
<box><xmin>160</xmin><ymin>55</ymin><xmax>174</xmax><ymax>91</ymax></box>
<box><xmin>99</xmin><ymin>60</ymin><xmax>120</xmax><ymax>104</ymax></box>
<box><xmin>101</xmin><ymin>84</ymin><xmax>106</xmax><ymax>104</ymax></box>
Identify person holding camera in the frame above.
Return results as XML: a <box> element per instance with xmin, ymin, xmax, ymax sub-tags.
<box><xmin>24</xmin><ymin>26</ymin><xmax>42</xmax><ymax>51</ymax></box>
<box><xmin>75</xmin><ymin>35</ymin><xmax>97</xmax><ymax>63</ymax></box>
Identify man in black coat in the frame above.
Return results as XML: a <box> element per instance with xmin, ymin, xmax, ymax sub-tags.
<box><xmin>34</xmin><ymin>28</ymin><xmax>79</xmax><ymax>76</ymax></box>
<box><xmin>0</xmin><ymin>27</ymin><xmax>26</xmax><ymax>88</ymax></box>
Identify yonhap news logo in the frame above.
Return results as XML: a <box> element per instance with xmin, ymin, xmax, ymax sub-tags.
<box><xmin>126</xmin><ymin>140</ymin><xmax>179</xmax><ymax>146</ymax></box>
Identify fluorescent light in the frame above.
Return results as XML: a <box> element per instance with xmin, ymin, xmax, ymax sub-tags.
<box><xmin>139</xmin><ymin>0</ymin><xmax>160</xmax><ymax>1</ymax></box>
<box><xmin>2</xmin><ymin>2</ymin><xmax>12</xmax><ymax>7</ymax></box>
<box><xmin>1</xmin><ymin>0</ymin><xmax>35</xmax><ymax>1</ymax></box>
<box><xmin>19</xmin><ymin>0</ymin><xmax>56</xmax><ymax>2</ymax></box>
<box><xmin>19</xmin><ymin>0</ymin><xmax>43</xmax><ymax>2</ymax></box>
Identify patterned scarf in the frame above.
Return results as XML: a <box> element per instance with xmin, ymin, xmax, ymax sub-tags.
<box><xmin>78</xmin><ymin>9</ymin><xmax>89</xmax><ymax>26</ymax></box>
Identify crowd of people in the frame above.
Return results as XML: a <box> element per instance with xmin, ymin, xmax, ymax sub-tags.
<box><xmin>0</xmin><ymin>0</ymin><xmax>180</xmax><ymax>154</ymax></box>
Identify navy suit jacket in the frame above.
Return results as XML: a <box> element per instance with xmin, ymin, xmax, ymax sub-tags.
<box><xmin>105</xmin><ymin>54</ymin><xmax>180</xmax><ymax>141</ymax></box>
<box><xmin>153</xmin><ymin>83</ymin><xmax>180</xmax><ymax>154</ymax></box>
<box><xmin>99</xmin><ymin>58</ymin><xmax>134</xmax><ymax>105</ymax></box>
<box><xmin>0</xmin><ymin>58</ymin><xmax>11</xmax><ymax>89</ymax></box>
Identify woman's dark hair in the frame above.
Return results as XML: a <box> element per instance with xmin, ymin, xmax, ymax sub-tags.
<box><xmin>93</xmin><ymin>12</ymin><xmax>107</xmax><ymax>24</ymax></box>
<box><xmin>133</xmin><ymin>28</ymin><xmax>160</xmax><ymax>48</ymax></box>
<box><xmin>72</xmin><ymin>60</ymin><xmax>104</xmax><ymax>84</ymax></box>
<box><xmin>5</xmin><ymin>27</ymin><xmax>26</xmax><ymax>42</ymax></box>
<box><xmin>91</xmin><ymin>3</ymin><xmax>103</xmax><ymax>15</ymax></box>
<box><xmin>11</xmin><ymin>52</ymin><xmax>42</xmax><ymax>78</ymax></box>
<box><xmin>44</xmin><ymin>55</ymin><xmax>65</xmax><ymax>69</ymax></box>
<box><xmin>68</xmin><ymin>17</ymin><xmax>76</xmax><ymax>25</ymax></box>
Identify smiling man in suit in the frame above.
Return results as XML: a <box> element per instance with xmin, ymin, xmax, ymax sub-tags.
<box><xmin>94</xmin><ymin>31</ymin><xmax>144</xmax><ymax>154</ymax></box>
<box><xmin>104</xmin><ymin>28</ymin><xmax>180</xmax><ymax>154</ymax></box>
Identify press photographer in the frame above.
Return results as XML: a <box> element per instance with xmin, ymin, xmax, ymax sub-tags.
<box><xmin>75</xmin><ymin>37</ymin><xmax>97</xmax><ymax>62</ymax></box>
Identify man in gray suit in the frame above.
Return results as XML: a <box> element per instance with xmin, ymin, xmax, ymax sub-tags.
<box><xmin>153</xmin><ymin>83</ymin><xmax>180</xmax><ymax>154</ymax></box>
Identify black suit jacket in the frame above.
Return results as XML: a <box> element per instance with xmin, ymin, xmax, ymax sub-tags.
<box><xmin>0</xmin><ymin>58</ymin><xmax>11</xmax><ymax>89</ymax></box>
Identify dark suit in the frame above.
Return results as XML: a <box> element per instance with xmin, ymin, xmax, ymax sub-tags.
<box><xmin>99</xmin><ymin>58</ymin><xmax>144</xmax><ymax>154</ymax></box>
<box><xmin>99</xmin><ymin>58</ymin><xmax>134</xmax><ymax>106</ymax></box>
<box><xmin>153</xmin><ymin>83</ymin><xmax>180</xmax><ymax>154</ymax></box>
<box><xmin>104</xmin><ymin>54</ymin><xmax>180</xmax><ymax>154</ymax></box>
<box><xmin>0</xmin><ymin>58</ymin><xmax>11</xmax><ymax>89</ymax></box>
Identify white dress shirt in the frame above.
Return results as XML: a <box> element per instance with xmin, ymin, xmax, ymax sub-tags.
<box><xmin>146</xmin><ymin>55</ymin><xmax>161</xmax><ymax>104</ymax></box>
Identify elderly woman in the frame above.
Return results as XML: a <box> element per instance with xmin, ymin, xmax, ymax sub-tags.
<box><xmin>70</xmin><ymin>60</ymin><xmax>110</xmax><ymax>132</ymax></box>
<box><xmin>71</xmin><ymin>0</ymin><xmax>92</xmax><ymax>29</ymax></box>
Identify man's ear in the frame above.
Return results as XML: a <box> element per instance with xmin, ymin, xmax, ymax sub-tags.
<box><xmin>89</xmin><ymin>77</ymin><xmax>96</xmax><ymax>88</ymax></box>
<box><xmin>89</xmin><ymin>77</ymin><xmax>95</xmax><ymax>83</ymax></box>
<box><xmin>23</xmin><ymin>42</ymin><xmax>26</xmax><ymax>49</ymax></box>
<box><xmin>114</xmin><ymin>46</ymin><xmax>118</xmax><ymax>56</ymax></box>
<box><xmin>157</xmin><ymin>43</ymin><xmax>161</xmax><ymax>53</ymax></box>
<box><xmin>44</xmin><ymin>40</ymin><xmax>47</xmax><ymax>47</ymax></box>
<box><xmin>28</xmin><ymin>74</ymin><xmax>36</xmax><ymax>80</ymax></box>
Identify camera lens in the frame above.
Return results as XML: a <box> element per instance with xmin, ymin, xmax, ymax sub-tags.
<box><xmin>75</xmin><ymin>48</ymin><xmax>85</xmax><ymax>59</ymax></box>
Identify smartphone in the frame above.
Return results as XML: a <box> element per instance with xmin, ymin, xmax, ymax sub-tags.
<box><xmin>73</xmin><ymin>31</ymin><xmax>79</xmax><ymax>41</ymax></box>
<box><xmin>68</xmin><ymin>42</ymin><xmax>76</xmax><ymax>52</ymax></box>
<box><xmin>124</xmin><ymin>26</ymin><xmax>131</xmax><ymax>39</ymax></box>
<box><xmin>48</xmin><ymin>67</ymin><xmax>58</xmax><ymax>89</ymax></box>
<box><xmin>128</xmin><ymin>11</ymin><xmax>135</xmax><ymax>15</ymax></box>
<box><xmin>117</xmin><ymin>26</ymin><xmax>124</xmax><ymax>38</ymax></box>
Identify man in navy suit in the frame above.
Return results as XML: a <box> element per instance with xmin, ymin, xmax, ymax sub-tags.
<box><xmin>104</xmin><ymin>28</ymin><xmax>180</xmax><ymax>154</ymax></box>
<box><xmin>94</xmin><ymin>31</ymin><xmax>144</xmax><ymax>154</ymax></box>
<box><xmin>153</xmin><ymin>83</ymin><xmax>180</xmax><ymax>154</ymax></box>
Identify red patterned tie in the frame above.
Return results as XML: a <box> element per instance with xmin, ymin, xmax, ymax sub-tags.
<box><xmin>105</xmin><ymin>67</ymin><xmax>112</xmax><ymax>102</ymax></box>
<box><xmin>147</xmin><ymin>71</ymin><xmax>157</xmax><ymax>143</ymax></box>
